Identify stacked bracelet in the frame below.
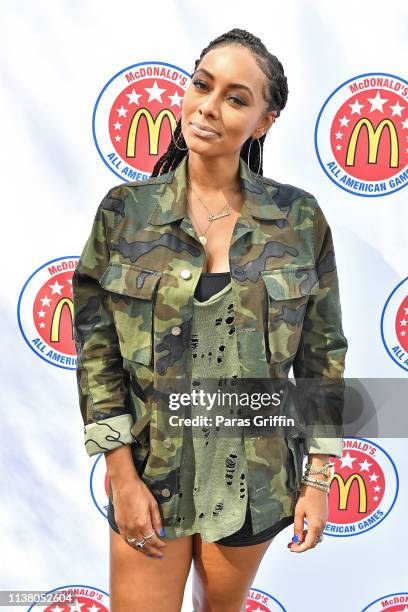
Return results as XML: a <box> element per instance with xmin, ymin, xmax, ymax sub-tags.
<box><xmin>300</xmin><ymin>461</ymin><xmax>335</xmax><ymax>494</ymax></box>
<box><xmin>300</xmin><ymin>474</ymin><xmax>330</xmax><ymax>493</ymax></box>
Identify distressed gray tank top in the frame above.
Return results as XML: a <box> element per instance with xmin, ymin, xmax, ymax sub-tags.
<box><xmin>165</xmin><ymin>280</ymin><xmax>249</xmax><ymax>543</ymax></box>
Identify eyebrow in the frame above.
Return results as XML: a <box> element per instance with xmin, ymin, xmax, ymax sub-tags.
<box><xmin>193</xmin><ymin>68</ymin><xmax>254</xmax><ymax>99</ymax></box>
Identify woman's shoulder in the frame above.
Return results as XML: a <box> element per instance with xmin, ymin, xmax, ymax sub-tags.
<box><xmin>259</xmin><ymin>174</ymin><xmax>316</xmax><ymax>205</ymax></box>
<box><xmin>258</xmin><ymin>174</ymin><xmax>324</xmax><ymax>228</ymax></box>
<box><xmin>98</xmin><ymin>170</ymin><xmax>172</xmax><ymax>220</ymax></box>
<box><xmin>108</xmin><ymin>170</ymin><xmax>170</xmax><ymax>199</ymax></box>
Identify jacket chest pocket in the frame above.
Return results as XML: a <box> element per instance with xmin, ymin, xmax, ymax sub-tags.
<box><xmin>261</xmin><ymin>266</ymin><xmax>319</xmax><ymax>363</ymax></box>
<box><xmin>99</xmin><ymin>261</ymin><xmax>162</xmax><ymax>365</ymax></box>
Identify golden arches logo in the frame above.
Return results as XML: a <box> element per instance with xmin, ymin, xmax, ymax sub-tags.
<box><xmin>50</xmin><ymin>297</ymin><xmax>74</xmax><ymax>342</ymax></box>
<box><xmin>332</xmin><ymin>472</ymin><xmax>368</xmax><ymax>513</ymax></box>
<box><xmin>126</xmin><ymin>109</ymin><xmax>177</xmax><ymax>157</ymax></box>
<box><xmin>346</xmin><ymin>118</ymin><xmax>399</xmax><ymax>168</ymax></box>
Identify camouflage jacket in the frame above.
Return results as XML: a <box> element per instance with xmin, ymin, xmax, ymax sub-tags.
<box><xmin>72</xmin><ymin>154</ymin><xmax>348</xmax><ymax>535</ymax></box>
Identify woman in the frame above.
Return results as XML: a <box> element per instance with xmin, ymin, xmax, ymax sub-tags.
<box><xmin>73</xmin><ymin>28</ymin><xmax>347</xmax><ymax>612</ymax></box>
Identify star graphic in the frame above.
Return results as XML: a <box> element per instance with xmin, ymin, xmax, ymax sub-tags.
<box><xmin>358</xmin><ymin>459</ymin><xmax>372</xmax><ymax>472</ymax></box>
<box><xmin>335</xmin><ymin>131</ymin><xmax>343</xmax><ymax>140</ymax></box>
<box><xmin>339</xmin><ymin>451</ymin><xmax>356</xmax><ymax>469</ymax></box>
<box><xmin>66</xmin><ymin>597</ymin><xmax>85</xmax><ymax>612</ymax></box>
<box><xmin>49</xmin><ymin>280</ymin><xmax>64</xmax><ymax>295</ymax></box>
<box><xmin>389</xmin><ymin>100</ymin><xmax>405</xmax><ymax>117</ymax></box>
<box><xmin>339</xmin><ymin>115</ymin><xmax>350</xmax><ymax>127</ymax></box>
<box><xmin>38</xmin><ymin>310</ymin><xmax>46</xmax><ymax>318</ymax></box>
<box><xmin>40</xmin><ymin>295</ymin><xmax>51</xmax><ymax>307</ymax></box>
<box><xmin>113</xmin><ymin>121</ymin><xmax>122</xmax><ymax>130</ymax></box>
<box><xmin>126</xmin><ymin>88</ymin><xmax>142</xmax><ymax>105</ymax></box>
<box><xmin>168</xmin><ymin>90</ymin><xmax>183</xmax><ymax>107</ymax></box>
<box><xmin>145</xmin><ymin>80</ymin><xmax>166</xmax><ymax>102</ymax></box>
<box><xmin>366</xmin><ymin>90</ymin><xmax>388</xmax><ymax>112</ymax></box>
<box><xmin>349</xmin><ymin>99</ymin><xmax>364</xmax><ymax>115</ymax></box>
<box><xmin>116</xmin><ymin>105</ymin><xmax>128</xmax><ymax>118</ymax></box>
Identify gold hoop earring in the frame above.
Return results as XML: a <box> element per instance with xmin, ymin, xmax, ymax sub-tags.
<box><xmin>172</xmin><ymin>112</ymin><xmax>188</xmax><ymax>151</ymax></box>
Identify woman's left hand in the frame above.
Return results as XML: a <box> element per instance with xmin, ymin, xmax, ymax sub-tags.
<box><xmin>287</xmin><ymin>481</ymin><xmax>328</xmax><ymax>553</ymax></box>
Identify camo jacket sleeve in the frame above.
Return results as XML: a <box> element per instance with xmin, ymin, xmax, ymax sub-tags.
<box><xmin>72</xmin><ymin>191</ymin><xmax>137</xmax><ymax>457</ymax></box>
<box><xmin>293</xmin><ymin>199</ymin><xmax>348</xmax><ymax>458</ymax></box>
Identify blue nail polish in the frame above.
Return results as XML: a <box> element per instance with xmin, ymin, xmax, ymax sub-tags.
<box><xmin>157</xmin><ymin>554</ymin><xmax>164</xmax><ymax>559</ymax></box>
<box><xmin>292</xmin><ymin>534</ymin><xmax>299</xmax><ymax>542</ymax></box>
<box><xmin>147</xmin><ymin>553</ymin><xmax>153</xmax><ymax>557</ymax></box>
<box><xmin>159</xmin><ymin>527</ymin><xmax>165</xmax><ymax>536</ymax></box>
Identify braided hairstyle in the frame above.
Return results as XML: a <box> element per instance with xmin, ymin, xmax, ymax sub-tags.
<box><xmin>151</xmin><ymin>28</ymin><xmax>288</xmax><ymax>178</ymax></box>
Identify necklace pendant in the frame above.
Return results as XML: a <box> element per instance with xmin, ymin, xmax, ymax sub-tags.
<box><xmin>198</xmin><ymin>235</ymin><xmax>207</xmax><ymax>245</ymax></box>
<box><xmin>208</xmin><ymin>208</ymin><xmax>231</xmax><ymax>221</ymax></box>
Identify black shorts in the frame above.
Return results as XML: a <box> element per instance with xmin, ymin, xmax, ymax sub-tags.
<box><xmin>107</xmin><ymin>495</ymin><xmax>294</xmax><ymax>547</ymax></box>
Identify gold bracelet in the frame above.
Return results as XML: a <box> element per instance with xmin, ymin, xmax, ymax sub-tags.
<box><xmin>305</xmin><ymin>461</ymin><xmax>334</xmax><ymax>477</ymax></box>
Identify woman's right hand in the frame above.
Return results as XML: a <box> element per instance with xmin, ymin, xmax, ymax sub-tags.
<box><xmin>111</xmin><ymin>476</ymin><xmax>167</xmax><ymax>558</ymax></box>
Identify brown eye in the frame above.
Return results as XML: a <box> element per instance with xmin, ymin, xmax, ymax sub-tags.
<box><xmin>192</xmin><ymin>79</ymin><xmax>207</xmax><ymax>90</ymax></box>
<box><xmin>229</xmin><ymin>96</ymin><xmax>246</xmax><ymax>106</ymax></box>
<box><xmin>192</xmin><ymin>79</ymin><xmax>246</xmax><ymax>107</ymax></box>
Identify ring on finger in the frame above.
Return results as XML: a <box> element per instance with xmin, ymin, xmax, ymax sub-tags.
<box><xmin>126</xmin><ymin>535</ymin><xmax>147</xmax><ymax>549</ymax></box>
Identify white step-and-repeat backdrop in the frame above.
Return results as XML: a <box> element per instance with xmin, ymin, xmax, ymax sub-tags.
<box><xmin>2</xmin><ymin>1</ymin><xmax>407</xmax><ymax>610</ymax></box>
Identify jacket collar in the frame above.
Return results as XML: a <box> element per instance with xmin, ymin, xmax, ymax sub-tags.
<box><xmin>147</xmin><ymin>153</ymin><xmax>286</xmax><ymax>226</ymax></box>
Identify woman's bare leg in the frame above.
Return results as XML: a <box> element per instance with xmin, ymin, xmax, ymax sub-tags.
<box><xmin>109</xmin><ymin>526</ymin><xmax>193</xmax><ymax>612</ymax></box>
<box><xmin>192</xmin><ymin>533</ymin><xmax>274</xmax><ymax>612</ymax></box>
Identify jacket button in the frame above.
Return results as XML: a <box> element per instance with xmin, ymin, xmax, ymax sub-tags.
<box><xmin>163</xmin><ymin>438</ymin><xmax>172</xmax><ymax>448</ymax></box>
<box><xmin>171</xmin><ymin>326</ymin><xmax>182</xmax><ymax>336</ymax></box>
<box><xmin>161</xmin><ymin>488</ymin><xmax>171</xmax><ymax>497</ymax></box>
<box><xmin>180</xmin><ymin>269</ymin><xmax>191</xmax><ymax>280</ymax></box>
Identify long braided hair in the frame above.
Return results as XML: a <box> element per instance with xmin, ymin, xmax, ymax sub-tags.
<box><xmin>150</xmin><ymin>28</ymin><xmax>288</xmax><ymax>179</ymax></box>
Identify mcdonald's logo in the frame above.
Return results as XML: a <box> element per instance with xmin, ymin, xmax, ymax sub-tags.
<box><xmin>93</xmin><ymin>60</ymin><xmax>190</xmax><ymax>180</ymax></box>
<box><xmin>18</xmin><ymin>256</ymin><xmax>79</xmax><ymax>369</ymax></box>
<box><xmin>50</xmin><ymin>297</ymin><xmax>74</xmax><ymax>343</ymax></box>
<box><xmin>333</xmin><ymin>472</ymin><xmax>367</xmax><ymax>513</ymax></box>
<box><xmin>323</xmin><ymin>440</ymin><xmax>398</xmax><ymax>537</ymax></box>
<box><xmin>346</xmin><ymin>118</ymin><xmax>399</xmax><ymax>168</ymax></box>
<box><xmin>126</xmin><ymin>108</ymin><xmax>177</xmax><ymax>157</ymax></box>
<box><xmin>315</xmin><ymin>72</ymin><xmax>408</xmax><ymax>196</ymax></box>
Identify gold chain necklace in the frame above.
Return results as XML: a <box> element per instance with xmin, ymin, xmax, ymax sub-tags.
<box><xmin>186</xmin><ymin>178</ymin><xmax>240</xmax><ymax>245</ymax></box>
<box><xmin>187</xmin><ymin>206</ymin><xmax>210</xmax><ymax>245</ymax></box>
